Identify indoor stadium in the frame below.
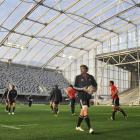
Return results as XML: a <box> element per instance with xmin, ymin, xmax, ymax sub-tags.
<box><xmin>0</xmin><ymin>0</ymin><xmax>140</xmax><ymax>140</ymax></box>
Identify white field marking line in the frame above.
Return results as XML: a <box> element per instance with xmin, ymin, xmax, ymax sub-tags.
<box><xmin>18</xmin><ymin>124</ymin><xmax>39</xmax><ymax>127</ymax></box>
<box><xmin>1</xmin><ymin>124</ymin><xmax>21</xmax><ymax>130</ymax></box>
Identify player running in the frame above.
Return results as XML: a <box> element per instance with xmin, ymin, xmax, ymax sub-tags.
<box><xmin>74</xmin><ymin>65</ymin><xmax>97</xmax><ymax>134</ymax></box>
<box><xmin>50</xmin><ymin>85</ymin><xmax>62</xmax><ymax>116</ymax></box>
<box><xmin>49</xmin><ymin>87</ymin><xmax>54</xmax><ymax>113</ymax></box>
<box><xmin>7</xmin><ymin>85</ymin><xmax>17</xmax><ymax>115</ymax></box>
<box><xmin>109</xmin><ymin>81</ymin><xmax>127</xmax><ymax>120</ymax></box>
<box><xmin>65</xmin><ymin>85</ymin><xmax>77</xmax><ymax>116</ymax></box>
<box><xmin>1</xmin><ymin>88</ymin><xmax>9</xmax><ymax>112</ymax></box>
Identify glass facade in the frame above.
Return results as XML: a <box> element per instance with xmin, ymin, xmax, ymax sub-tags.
<box><xmin>63</xmin><ymin>52</ymin><xmax>131</xmax><ymax>95</ymax></box>
<box><xmin>96</xmin><ymin>26</ymin><xmax>140</xmax><ymax>54</ymax></box>
<box><xmin>63</xmin><ymin>26</ymin><xmax>140</xmax><ymax>95</ymax></box>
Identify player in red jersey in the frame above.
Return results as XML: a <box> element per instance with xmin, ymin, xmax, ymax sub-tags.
<box><xmin>109</xmin><ymin>81</ymin><xmax>127</xmax><ymax>120</ymax></box>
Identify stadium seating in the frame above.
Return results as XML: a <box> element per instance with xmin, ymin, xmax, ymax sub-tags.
<box><xmin>0</xmin><ymin>62</ymin><xmax>69</xmax><ymax>95</ymax></box>
<box><xmin>119</xmin><ymin>87</ymin><xmax>139</xmax><ymax>105</ymax></box>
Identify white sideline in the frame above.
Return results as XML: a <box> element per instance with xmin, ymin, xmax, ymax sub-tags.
<box><xmin>1</xmin><ymin>124</ymin><xmax>21</xmax><ymax>130</ymax></box>
<box><xmin>18</xmin><ymin>124</ymin><xmax>39</xmax><ymax>127</ymax></box>
<box><xmin>1</xmin><ymin>123</ymin><xmax>38</xmax><ymax>130</ymax></box>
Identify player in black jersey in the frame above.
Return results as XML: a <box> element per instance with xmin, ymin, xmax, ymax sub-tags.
<box><xmin>7</xmin><ymin>85</ymin><xmax>17</xmax><ymax>115</ymax></box>
<box><xmin>1</xmin><ymin>88</ymin><xmax>9</xmax><ymax>112</ymax></box>
<box><xmin>49</xmin><ymin>87</ymin><xmax>54</xmax><ymax>112</ymax></box>
<box><xmin>50</xmin><ymin>85</ymin><xmax>62</xmax><ymax>116</ymax></box>
<box><xmin>74</xmin><ymin>65</ymin><xmax>97</xmax><ymax>134</ymax></box>
<box><xmin>28</xmin><ymin>95</ymin><xmax>33</xmax><ymax>107</ymax></box>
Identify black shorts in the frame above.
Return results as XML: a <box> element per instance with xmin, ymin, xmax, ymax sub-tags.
<box><xmin>112</xmin><ymin>98</ymin><xmax>119</xmax><ymax>106</ymax></box>
<box><xmin>79</xmin><ymin>99</ymin><xmax>90</xmax><ymax>108</ymax></box>
<box><xmin>5</xmin><ymin>99</ymin><xmax>9</xmax><ymax>104</ymax></box>
<box><xmin>29</xmin><ymin>101</ymin><xmax>32</xmax><ymax>104</ymax></box>
<box><xmin>70</xmin><ymin>99</ymin><xmax>75</xmax><ymax>107</ymax></box>
<box><xmin>9</xmin><ymin>100</ymin><xmax>16</xmax><ymax>105</ymax></box>
<box><xmin>54</xmin><ymin>101</ymin><xmax>59</xmax><ymax>105</ymax></box>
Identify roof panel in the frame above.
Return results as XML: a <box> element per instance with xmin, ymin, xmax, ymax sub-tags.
<box><xmin>28</xmin><ymin>5</ymin><xmax>49</xmax><ymax>20</ymax></box>
<box><xmin>0</xmin><ymin>0</ymin><xmax>21</xmax><ymax>25</ymax></box>
<box><xmin>0</xmin><ymin>46</ymin><xmax>9</xmax><ymax>58</ymax></box>
<box><xmin>2</xmin><ymin>1</ymin><xmax>32</xmax><ymax>30</ymax></box>
<box><xmin>0</xmin><ymin>0</ymin><xmax>139</xmax><ymax>69</ymax></box>
<box><xmin>39</xmin><ymin>9</ymin><xmax>59</xmax><ymax>23</ymax></box>
<box><xmin>3</xmin><ymin>48</ymin><xmax>19</xmax><ymax>59</ymax></box>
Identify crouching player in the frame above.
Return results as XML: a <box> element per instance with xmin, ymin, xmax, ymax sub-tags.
<box><xmin>74</xmin><ymin>65</ymin><xmax>97</xmax><ymax>134</ymax></box>
<box><xmin>7</xmin><ymin>85</ymin><xmax>17</xmax><ymax>115</ymax></box>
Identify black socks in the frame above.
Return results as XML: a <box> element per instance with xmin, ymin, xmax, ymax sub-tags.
<box><xmin>77</xmin><ymin>115</ymin><xmax>91</xmax><ymax>129</ymax></box>
<box><xmin>112</xmin><ymin>111</ymin><xmax>116</xmax><ymax>120</ymax></box>
<box><xmin>84</xmin><ymin>116</ymin><xmax>91</xmax><ymax>129</ymax></box>
<box><xmin>119</xmin><ymin>109</ymin><xmax>127</xmax><ymax>116</ymax></box>
<box><xmin>77</xmin><ymin>116</ymin><xmax>83</xmax><ymax>127</ymax></box>
<box><xmin>13</xmin><ymin>107</ymin><xmax>15</xmax><ymax>112</ymax></box>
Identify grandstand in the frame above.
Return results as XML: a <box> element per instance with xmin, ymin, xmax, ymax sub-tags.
<box><xmin>0</xmin><ymin>61</ymin><xmax>69</xmax><ymax>94</ymax></box>
<box><xmin>0</xmin><ymin>61</ymin><xmax>69</xmax><ymax>103</ymax></box>
<box><xmin>0</xmin><ymin>0</ymin><xmax>140</xmax><ymax>140</ymax></box>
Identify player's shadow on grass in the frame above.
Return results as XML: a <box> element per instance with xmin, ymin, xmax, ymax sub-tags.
<box><xmin>87</xmin><ymin>126</ymin><xmax>140</xmax><ymax>136</ymax></box>
<box><xmin>102</xmin><ymin>126</ymin><xmax>140</xmax><ymax>134</ymax></box>
<box><xmin>92</xmin><ymin>132</ymin><xmax>104</xmax><ymax>135</ymax></box>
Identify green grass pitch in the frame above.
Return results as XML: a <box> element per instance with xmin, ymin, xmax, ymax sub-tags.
<box><xmin>0</xmin><ymin>104</ymin><xmax>140</xmax><ymax>140</ymax></box>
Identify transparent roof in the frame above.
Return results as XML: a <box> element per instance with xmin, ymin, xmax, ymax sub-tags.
<box><xmin>0</xmin><ymin>0</ymin><xmax>140</xmax><ymax>69</ymax></box>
